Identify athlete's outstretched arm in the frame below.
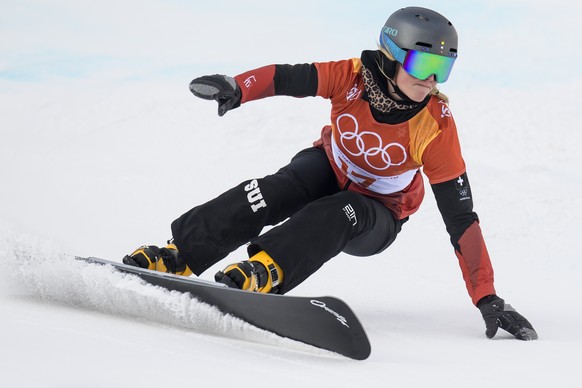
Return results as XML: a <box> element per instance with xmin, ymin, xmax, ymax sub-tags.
<box><xmin>432</xmin><ymin>173</ymin><xmax>537</xmax><ymax>340</ymax></box>
<box><xmin>189</xmin><ymin>64</ymin><xmax>318</xmax><ymax>116</ymax></box>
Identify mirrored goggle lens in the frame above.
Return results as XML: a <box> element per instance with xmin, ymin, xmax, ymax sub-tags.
<box><xmin>402</xmin><ymin>50</ymin><xmax>456</xmax><ymax>83</ymax></box>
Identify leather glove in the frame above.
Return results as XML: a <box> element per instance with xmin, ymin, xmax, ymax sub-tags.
<box><xmin>477</xmin><ymin>295</ymin><xmax>538</xmax><ymax>340</ymax></box>
<box><xmin>189</xmin><ymin>74</ymin><xmax>241</xmax><ymax>116</ymax></box>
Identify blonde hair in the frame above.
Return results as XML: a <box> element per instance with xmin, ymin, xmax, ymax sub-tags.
<box><xmin>376</xmin><ymin>46</ymin><xmax>450</xmax><ymax>104</ymax></box>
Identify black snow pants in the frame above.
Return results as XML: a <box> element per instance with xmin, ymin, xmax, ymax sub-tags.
<box><xmin>171</xmin><ymin>146</ymin><xmax>404</xmax><ymax>293</ymax></box>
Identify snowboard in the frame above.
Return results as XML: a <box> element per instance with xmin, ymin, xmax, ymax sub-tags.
<box><xmin>77</xmin><ymin>256</ymin><xmax>371</xmax><ymax>360</ymax></box>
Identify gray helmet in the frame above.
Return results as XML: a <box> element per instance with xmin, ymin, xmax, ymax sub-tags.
<box><xmin>381</xmin><ymin>7</ymin><xmax>458</xmax><ymax>57</ymax></box>
<box><xmin>379</xmin><ymin>7</ymin><xmax>458</xmax><ymax>82</ymax></box>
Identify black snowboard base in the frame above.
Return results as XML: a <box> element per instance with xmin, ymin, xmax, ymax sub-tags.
<box><xmin>77</xmin><ymin>256</ymin><xmax>371</xmax><ymax>360</ymax></box>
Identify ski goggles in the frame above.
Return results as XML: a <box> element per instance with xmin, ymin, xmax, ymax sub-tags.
<box><xmin>380</xmin><ymin>30</ymin><xmax>456</xmax><ymax>83</ymax></box>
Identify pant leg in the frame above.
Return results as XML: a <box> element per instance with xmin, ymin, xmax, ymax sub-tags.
<box><xmin>171</xmin><ymin>147</ymin><xmax>339</xmax><ymax>275</ymax></box>
<box><xmin>249</xmin><ymin>190</ymin><xmax>403</xmax><ymax>294</ymax></box>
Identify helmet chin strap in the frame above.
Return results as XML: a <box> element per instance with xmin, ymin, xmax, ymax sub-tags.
<box><xmin>387</xmin><ymin>76</ymin><xmax>413</xmax><ymax>102</ymax></box>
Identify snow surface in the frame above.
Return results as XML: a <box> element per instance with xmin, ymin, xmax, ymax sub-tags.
<box><xmin>1</xmin><ymin>1</ymin><xmax>581</xmax><ymax>387</ymax></box>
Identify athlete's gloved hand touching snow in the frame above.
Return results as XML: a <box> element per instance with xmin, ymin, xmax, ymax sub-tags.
<box><xmin>477</xmin><ymin>295</ymin><xmax>538</xmax><ymax>340</ymax></box>
<box><xmin>189</xmin><ymin>74</ymin><xmax>241</xmax><ymax>117</ymax></box>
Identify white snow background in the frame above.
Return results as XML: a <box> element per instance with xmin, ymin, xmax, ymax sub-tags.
<box><xmin>1</xmin><ymin>0</ymin><xmax>580</xmax><ymax>387</ymax></box>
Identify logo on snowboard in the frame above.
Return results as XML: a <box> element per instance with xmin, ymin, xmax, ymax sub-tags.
<box><xmin>311</xmin><ymin>300</ymin><xmax>350</xmax><ymax>328</ymax></box>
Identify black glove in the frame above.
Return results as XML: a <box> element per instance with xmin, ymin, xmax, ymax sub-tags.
<box><xmin>189</xmin><ymin>74</ymin><xmax>241</xmax><ymax>117</ymax></box>
<box><xmin>477</xmin><ymin>295</ymin><xmax>538</xmax><ymax>340</ymax></box>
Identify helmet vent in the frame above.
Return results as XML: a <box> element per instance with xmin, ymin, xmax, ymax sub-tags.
<box><xmin>415</xmin><ymin>41</ymin><xmax>432</xmax><ymax>48</ymax></box>
<box><xmin>415</xmin><ymin>14</ymin><xmax>430</xmax><ymax>22</ymax></box>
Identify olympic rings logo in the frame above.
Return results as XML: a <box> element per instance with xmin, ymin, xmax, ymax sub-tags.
<box><xmin>336</xmin><ymin>113</ymin><xmax>407</xmax><ymax>171</ymax></box>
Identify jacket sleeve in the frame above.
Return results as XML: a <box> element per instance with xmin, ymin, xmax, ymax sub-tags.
<box><xmin>430</xmin><ymin>172</ymin><xmax>496</xmax><ymax>305</ymax></box>
<box><xmin>234</xmin><ymin>64</ymin><xmax>318</xmax><ymax>103</ymax></box>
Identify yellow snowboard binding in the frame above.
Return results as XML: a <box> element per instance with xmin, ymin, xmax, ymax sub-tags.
<box><xmin>123</xmin><ymin>243</ymin><xmax>193</xmax><ymax>276</ymax></box>
<box><xmin>215</xmin><ymin>251</ymin><xmax>283</xmax><ymax>293</ymax></box>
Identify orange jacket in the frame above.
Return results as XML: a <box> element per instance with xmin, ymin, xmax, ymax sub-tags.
<box><xmin>234</xmin><ymin>56</ymin><xmax>495</xmax><ymax>305</ymax></box>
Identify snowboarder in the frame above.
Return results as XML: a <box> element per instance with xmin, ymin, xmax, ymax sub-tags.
<box><xmin>125</xmin><ymin>7</ymin><xmax>537</xmax><ymax>341</ymax></box>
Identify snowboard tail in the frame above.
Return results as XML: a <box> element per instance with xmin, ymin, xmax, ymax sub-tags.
<box><xmin>78</xmin><ymin>256</ymin><xmax>371</xmax><ymax>360</ymax></box>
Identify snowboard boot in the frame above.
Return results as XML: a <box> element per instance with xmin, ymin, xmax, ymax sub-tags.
<box><xmin>123</xmin><ymin>243</ymin><xmax>193</xmax><ymax>276</ymax></box>
<box><xmin>215</xmin><ymin>250</ymin><xmax>283</xmax><ymax>293</ymax></box>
